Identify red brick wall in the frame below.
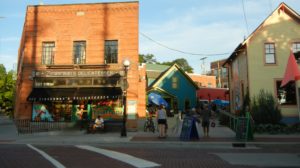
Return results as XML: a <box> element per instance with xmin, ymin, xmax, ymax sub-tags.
<box><xmin>188</xmin><ymin>73</ymin><xmax>216</xmax><ymax>88</ymax></box>
<box><xmin>15</xmin><ymin>2</ymin><xmax>141</xmax><ymax>120</ymax></box>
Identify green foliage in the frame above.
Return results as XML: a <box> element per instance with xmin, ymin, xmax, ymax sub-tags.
<box><xmin>241</xmin><ymin>91</ymin><xmax>250</xmax><ymax>116</ymax></box>
<box><xmin>0</xmin><ymin>64</ymin><xmax>16</xmax><ymax>117</ymax></box>
<box><xmin>139</xmin><ymin>54</ymin><xmax>194</xmax><ymax>73</ymax></box>
<box><xmin>139</xmin><ymin>54</ymin><xmax>157</xmax><ymax>64</ymax></box>
<box><xmin>254</xmin><ymin>123</ymin><xmax>300</xmax><ymax>134</ymax></box>
<box><xmin>251</xmin><ymin>89</ymin><xmax>282</xmax><ymax>125</ymax></box>
<box><xmin>161</xmin><ymin>58</ymin><xmax>194</xmax><ymax>73</ymax></box>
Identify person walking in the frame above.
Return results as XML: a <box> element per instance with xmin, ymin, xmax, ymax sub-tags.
<box><xmin>156</xmin><ymin>104</ymin><xmax>167</xmax><ymax>138</ymax></box>
<box><xmin>201</xmin><ymin>104</ymin><xmax>211</xmax><ymax>137</ymax></box>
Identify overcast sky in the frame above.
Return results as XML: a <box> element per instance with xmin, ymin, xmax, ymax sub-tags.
<box><xmin>0</xmin><ymin>0</ymin><xmax>299</xmax><ymax>74</ymax></box>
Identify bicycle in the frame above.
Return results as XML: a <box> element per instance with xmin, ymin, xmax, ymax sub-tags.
<box><xmin>144</xmin><ymin>116</ymin><xmax>155</xmax><ymax>133</ymax></box>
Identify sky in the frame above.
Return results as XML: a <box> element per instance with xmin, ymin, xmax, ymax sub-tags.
<box><xmin>0</xmin><ymin>0</ymin><xmax>300</xmax><ymax>74</ymax></box>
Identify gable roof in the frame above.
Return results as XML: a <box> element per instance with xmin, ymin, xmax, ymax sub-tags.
<box><xmin>223</xmin><ymin>2</ymin><xmax>300</xmax><ymax>66</ymax></box>
<box><xmin>147</xmin><ymin>63</ymin><xmax>199</xmax><ymax>90</ymax></box>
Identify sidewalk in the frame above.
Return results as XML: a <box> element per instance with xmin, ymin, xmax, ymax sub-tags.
<box><xmin>1</xmin><ymin>114</ymin><xmax>300</xmax><ymax>145</ymax></box>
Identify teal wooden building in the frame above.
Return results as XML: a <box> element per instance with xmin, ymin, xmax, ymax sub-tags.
<box><xmin>146</xmin><ymin>63</ymin><xmax>199</xmax><ymax>113</ymax></box>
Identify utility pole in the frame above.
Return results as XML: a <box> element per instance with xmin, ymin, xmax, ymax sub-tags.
<box><xmin>217</xmin><ymin>61</ymin><xmax>221</xmax><ymax>88</ymax></box>
<box><xmin>200</xmin><ymin>57</ymin><xmax>207</xmax><ymax>75</ymax></box>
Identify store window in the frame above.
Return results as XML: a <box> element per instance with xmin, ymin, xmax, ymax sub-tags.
<box><xmin>73</xmin><ymin>41</ymin><xmax>86</xmax><ymax>64</ymax></box>
<box><xmin>42</xmin><ymin>42</ymin><xmax>55</xmax><ymax>65</ymax></box>
<box><xmin>105</xmin><ymin>40</ymin><xmax>118</xmax><ymax>64</ymax></box>
<box><xmin>32</xmin><ymin>102</ymin><xmax>72</xmax><ymax>122</ymax></box>
<box><xmin>276</xmin><ymin>80</ymin><xmax>296</xmax><ymax>105</ymax></box>
<box><xmin>292</xmin><ymin>42</ymin><xmax>300</xmax><ymax>62</ymax></box>
<box><xmin>172</xmin><ymin>76</ymin><xmax>178</xmax><ymax>89</ymax></box>
<box><xmin>265</xmin><ymin>43</ymin><xmax>276</xmax><ymax>64</ymax></box>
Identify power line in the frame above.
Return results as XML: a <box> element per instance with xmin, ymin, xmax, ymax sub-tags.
<box><xmin>140</xmin><ymin>32</ymin><xmax>231</xmax><ymax>56</ymax></box>
<box><xmin>241</xmin><ymin>0</ymin><xmax>249</xmax><ymax>36</ymax></box>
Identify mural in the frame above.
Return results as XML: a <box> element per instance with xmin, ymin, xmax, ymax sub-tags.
<box><xmin>32</xmin><ymin>104</ymin><xmax>54</xmax><ymax>121</ymax></box>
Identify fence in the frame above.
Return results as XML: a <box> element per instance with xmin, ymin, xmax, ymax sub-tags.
<box><xmin>219</xmin><ymin>110</ymin><xmax>254</xmax><ymax>141</ymax></box>
<box><xmin>219</xmin><ymin>110</ymin><xmax>238</xmax><ymax>131</ymax></box>
<box><xmin>14</xmin><ymin>119</ymin><xmax>71</xmax><ymax>134</ymax></box>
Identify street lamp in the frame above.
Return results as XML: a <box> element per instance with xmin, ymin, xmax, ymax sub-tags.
<box><xmin>121</xmin><ymin>59</ymin><xmax>130</xmax><ymax>137</ymax></box>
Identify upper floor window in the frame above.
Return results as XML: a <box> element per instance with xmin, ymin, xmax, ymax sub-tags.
<box><xmin>265</xmin><ymin>43</ymin><xmax>276</xmax><ymax>64</ymax></box>
<box><xmin>222</xmin><ymin>67</ymin><xmax>227</xmax><ymax>77</ymax></box>
<box><xmin>42</xmin><ymin>42</ymin><xmax>55</xmax><ymax>65</ymax></box>
<box><xmin>105</xmin><ymin>40</ymin><xmax>118</xmax><ymax>64</ymax></box>
<box><xmin>172</xmin><ymin>77</ymin><xmax>178</xmax><ymax>89</ymax></box>
<box><xmin>73</xmin><ymin>41</ymin><xmax>86</xmax><ymax>64</ymax></box>
<box><xmin>292</xmin><ymin>42</ymin><xmax>300</xmax><ymax>62</ymax></box>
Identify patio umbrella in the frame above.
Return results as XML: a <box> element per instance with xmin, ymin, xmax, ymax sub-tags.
<box><xmin>212</xmin><ymin>99</ymin><xmax>229</xmax><ymax>107</ymax></box>
<box><xmin>148</xmin><ymin>92</ymin><xmax>168</xmax><ymax>108</ymax></box>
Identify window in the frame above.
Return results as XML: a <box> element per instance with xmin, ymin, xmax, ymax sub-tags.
<box><xmin>73</xmin><ymin>41</ymin><xmax>86</xmax><ymax>64</ymax></box>
<box><xmin>276</xmin><ymin>80</ymin><xmax>296</xmax><ymax>105</ymax></box>
<box><xmin>105</xmin><ymin>40</ymin><xmax>118</xmax><ymax>64</ymax></box>
<box><xmin>172</xmin><ymin>77</ymin><xmax>178</xmax><ymax>89</ymax></box>
<box><xmin>222</xmin><ymin>67</ymin><xmax>227</xmax><ymax>77</ymax></box>
<box><xmin>292</xmin><ymin>42</ymin><xmax>300</xmax><ymax>62</ymax></box>
<box><xmin>42</xmin><ymin>42</ymin><xmax>55</xmax><ymax>65</ymax></box>
<box><xmin>265</xmin><ymin>43</ymin><xmax>276</xmax><ymax>64</ymax></box>
<box><xmin>207</xmin><ymin>83</ymin><xmax>212</xmax><ymax>88</ymax></box>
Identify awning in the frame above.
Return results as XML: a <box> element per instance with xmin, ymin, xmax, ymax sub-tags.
<box><xmin>281</xmin><ymin>51</ymin><xmax>300</xmax><ymax>87</ymax></box>
<box><xmin>27</xmin><ymin>87</ymin><xmax>122</xmax><ymax>101</ymax></box>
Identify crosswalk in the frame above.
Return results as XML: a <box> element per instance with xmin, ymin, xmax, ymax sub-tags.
<box><xmin>27</xmin><ymin>144</ymin><xmax>160</xmax><ymax>168</ymax></box>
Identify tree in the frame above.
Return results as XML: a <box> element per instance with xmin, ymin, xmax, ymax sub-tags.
<box><xmin>0</xmin><ymin>64</ymin><xmax>16</xmax><ymax>117</ymax></box>
<box><xmin>139</xmin><ymin>54</ymin><xmax>157</xmax><ymax>64</ymax></box>
<box><xmin>161</xmin><ymin>58</ymin><xmax>194</xmax><ymax>73</ymax></box>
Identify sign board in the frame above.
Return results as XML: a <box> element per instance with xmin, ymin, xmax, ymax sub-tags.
<box><xmin>180</xmin><ymin>117</ymin><xmax>199</xmax><ymax>140</ymax></box>
<box><xmin>35</xmin><ymin>70</ymin><xmax>124</xmax><ymax>77</ymax></box>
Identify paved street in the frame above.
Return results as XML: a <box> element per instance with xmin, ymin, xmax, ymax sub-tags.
<box><xmin>1</xmin><ymin>115</ymin><xmax>300</xmax><ymax>168</ymax></box>
<box><xmin>1</xmin><ymin>143</ymin><xmax>300</xmax><ymax>168</ymax></box>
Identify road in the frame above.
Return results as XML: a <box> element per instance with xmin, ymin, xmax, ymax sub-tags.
<box><xmin>1</xmin><ymin>143</ymin><xmax>299</xmax><ymax>168</ymax></box>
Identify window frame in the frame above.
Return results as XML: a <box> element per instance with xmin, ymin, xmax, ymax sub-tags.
<box><xmin>264</xmin><ymin>43</ymin><xmax>276</xmax><ymax>64</ymax></box>
<box><xmin>104</xmin><ymin>40</ymin><xmax>118</xmax><ymax>64</ymax></box>
<box><xmin>73</xmin><ymin>41</ymin><xmax>86</xmax><ymax>64</ymax></box>
<box><xmin>172</xmin><ymin>76</ymin><xmax>178</xmax><ymax>89</ymax></box>
<box><xmin>41</xmin><ymin>42</ymin><xmax>55</xmax><ymax>65</ymax></box>
<box><xmin>292</xmin><ymin>42</ymin><xmax>300</xmax><ymax>63</ymax></box>
<box><xmin>275</xmin><ymin>80</ymin><xmax>297</xmax><ymax>106</ymax></box>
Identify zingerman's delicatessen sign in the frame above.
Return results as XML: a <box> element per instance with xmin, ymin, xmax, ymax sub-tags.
<box><xmin>28</xmin><ymin>69</ymin><xmax>126</xmax><ymax>122</ymax></box>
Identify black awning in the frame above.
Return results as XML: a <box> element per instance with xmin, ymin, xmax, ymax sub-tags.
<box><xmin>27</xmin><ymin>87</ymin><xmax>122</xmax><ymax>101</ymax></box>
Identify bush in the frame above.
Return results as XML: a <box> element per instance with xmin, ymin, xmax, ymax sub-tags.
<box><xmin>251</xmin><ymin>89</ymin><xmax>282</xmax><ymax>125</ymax></box>
<box><xmin>254</xmin><ymin>123</ymin><xmax>300</xmax><ymax>134</ymax></box>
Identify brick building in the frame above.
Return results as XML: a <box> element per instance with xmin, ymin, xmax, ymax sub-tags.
<box><xmin>15</xmin><ymin>1</ymin><xmax>144</xmax><ymax>129</ymax></box>
<box><xmin>188</xmin><ymin>73</ymin><xmax>216</xmax><ymax>88</ymax></box>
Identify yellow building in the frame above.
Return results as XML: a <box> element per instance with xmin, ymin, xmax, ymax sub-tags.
<box><xmin>224</xmin><ymin>3</ymin><xmax>300</xmax><ymax>124</ymax></box>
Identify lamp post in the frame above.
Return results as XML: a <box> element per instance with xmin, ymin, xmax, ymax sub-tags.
<box><xmin>121</xmin><ymin>59</ymin><xmax>130</xmax><ymax>137</ymax></box>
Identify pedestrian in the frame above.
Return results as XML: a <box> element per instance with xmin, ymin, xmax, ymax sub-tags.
<box><xmin>156</xmin><ymin>104</ymin><xmax>167</xmax><ymax>138</ymax></box>
<box><xmin>201</xmin><ymin>104</ymin><xmax>211</xmax><ymax>137</ymax></box>
<box><xmin>93</xmin><ymin>115</ymin><xmax>104</xmax><ymax>131</ymax></box>
<box><xmin>76</xmin><ymin>105</ymin><xmax>87</xmax><ymax>130</ymax></box>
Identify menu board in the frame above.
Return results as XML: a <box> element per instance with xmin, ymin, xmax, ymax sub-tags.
<box><xmin>180</xmin><ymin>117</ymin><xmax>194</xmax><ymax>140</ymax></box>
